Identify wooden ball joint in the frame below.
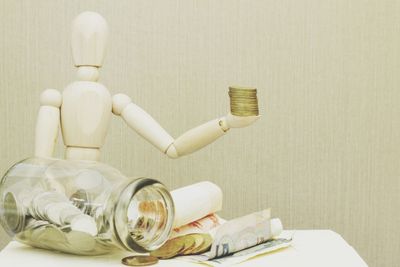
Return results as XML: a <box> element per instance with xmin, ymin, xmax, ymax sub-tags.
<box><xmin>34</xmin><ymin>11</ymin><xmax>260</xmax><ymax>161</ymax></box>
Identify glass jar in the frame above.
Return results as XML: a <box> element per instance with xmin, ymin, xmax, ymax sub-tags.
<box><xmin>0</xmin><ymin>157</ymin><xmax>175</xmax><ymax>255</ymax></box>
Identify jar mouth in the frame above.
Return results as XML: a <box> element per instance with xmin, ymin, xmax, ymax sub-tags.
<box><xmin>113</xmin><ymin>178</ymin><xmax>175</xmax><ymax>253</ymax></box>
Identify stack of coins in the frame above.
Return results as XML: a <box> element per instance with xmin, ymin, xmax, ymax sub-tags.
<box><xmin>149</xmin><ymin>233</ymin><xmax>213</xmax><ymax>259</ymax></box>
<box><xmin>228</xmin><ymin>86</ymin><xmax>259</xmax><ymax>116</ymax></box>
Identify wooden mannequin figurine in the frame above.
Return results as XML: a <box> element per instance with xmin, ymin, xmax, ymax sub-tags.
<box><xmin>34</xmin><ymin>11</ymin><xmax>260</xmax><ymax>161</ymax></box>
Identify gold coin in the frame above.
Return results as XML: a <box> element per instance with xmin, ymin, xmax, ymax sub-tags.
<box><xmin>231</xmin><ymin>104</ymin><xmax>258</xmax><ymax>108</ymax></box>
<box><xmin>182</xmin><ymin>234</ymin><xmax>204</xmax><ymax>255</ymax></box>
<box><xmin>231</xmin><ymin>100</ymin><xmax>257</xmax><ymax>103</ymax></box>
<box><xmin>232</xmin><ymin>112</ymin><xmax>259</xmax><ymax>116</ymax></box>
<box><xmin>230</xmin><ymin>95</ymin><xmax>257</xmax><ymax>98</ymax></box>
<box><xmin>138</xmin><ymin>200</ymin><xmax>156</xmax><ymax>213</ymax></box>
<box><xmin>230</xmin><ymin>101</ymin><xmax>258</xmax><ymax>104</ymax></box>
<box><xmin>179</xmin><ymin>235</ymin><xmax>196</xmax><ymax>254</ymax></box>
<box><xmin>230</xmin><ymin>96</ymin><xmax>257</xmax><ymax>99</ymax></box>
<box><xmin>229</xmin><ymin>86</ymin><xmax>257</xmax><ymax>91</ymax></box>
<box><xmin>150</xmin><ymin>238</ymin><xmax>185</xmax><ymax>259</ymax></box>
<box><xmin>190</xmin><ymin>234</ymin><xmax>213</xmax><ymax>254</ymax></box>
<box><xmin>230</xmin><ymin>95</ymin><xmax>257</xmax><ymax>99</ymax></box>
<box><xmin>233</xmin><ymin>94</ymin><xmax>257</xmax><ymax>96</ymax></box>
<box><xmin>231</xmin><ymin>105</ymin><xmax>258</xmax><ymax>108</ymax></box>
<box><xmin>230</xmin><ymin>97</ymin><xmax>257</xmax><ymax>100</ymax></box>
<box><xmin>229</xmin><ymin>91</ymin><xmax>257</xmax><ymax>95</ymax></box>
<box><xmin>231</xmin><ymin>102</ymin><xmax>258</xmax><ymax>105</ymax></box>
<box><xmin>231</xmin><ymin>110</ymin><xmax>259</xmax><ymax>116</ymax></box>
<box><xmin>121</xmin><ymin>255</ymin><xmax>159</xmax><ymax>266</ymax></box>
<box><xmin>231</xmin><ymin>109</ymin><xmax>259</xmax><ymax>113</ymax></box>
<box><xmin>231</xmin><ymin>97</ymin><xmax>257</xmax><ymax>99</ymax></box>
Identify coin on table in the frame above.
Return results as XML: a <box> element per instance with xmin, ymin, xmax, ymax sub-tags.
<box><xmin>177</xmin><ymin>235</ymin><xmax>196</xmax><ymax>255</ymax></box>
<box><xmin>181</xmin><ymin>233</ymin><xmax>204</xmax><ymax>255</ymax></box>
<box><xmin>121</xmin><ymin>255</ymin><xmax>159</xmax><ymax>266</ymax></box>
<box><xmin>150</xmin><ymin>238</ymin><xmax>185</xmax><ymax>259</ymax></box>
<box><xmin>190</xmin><ymin>234</ymin><xmax>212</xmax><ymax>254</ymax></box>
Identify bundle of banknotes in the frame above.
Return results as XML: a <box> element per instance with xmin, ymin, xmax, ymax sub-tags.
<box><xmin>154</xmin><ymin>210</ymin><xmax>291</xmax><ymax>266</ymax></box>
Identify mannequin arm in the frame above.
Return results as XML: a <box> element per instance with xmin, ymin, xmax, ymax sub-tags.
<box><xmin>112</xmin><ymin>94</ymin><xmax>259</xmax><ymax>158</ymax></box>
<box><xmin>34</xmin><ymin>89</ymin><xmax>62</xmax><ymax>158</ymax></box>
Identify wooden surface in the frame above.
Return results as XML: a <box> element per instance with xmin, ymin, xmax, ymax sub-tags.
<box><xmin>0</xmin><ymin>231</ymin><xmax>368</xmax><ymax>267</ymax></box>
<box><xmin>0</xmin><ymin>1</ymin><xmax>400</xmax><ymax>266</ymax></box>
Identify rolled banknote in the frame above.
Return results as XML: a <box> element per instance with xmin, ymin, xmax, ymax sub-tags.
<box><xmin>170</xmin><ymin>181</ymin><xmax>223</xmax><ymax>228</ymax></box>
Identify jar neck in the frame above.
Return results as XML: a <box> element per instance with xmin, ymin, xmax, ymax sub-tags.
<box><xmin>111</xmin><ymin>178</ymin><xmax>175</xmax><ymax>253</ymax></box>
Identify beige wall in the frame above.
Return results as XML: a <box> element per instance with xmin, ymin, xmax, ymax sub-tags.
<box><xmin>1</xmin><ymin>0</ymin><xmax>399</xmax><ymax>266</ymax></box>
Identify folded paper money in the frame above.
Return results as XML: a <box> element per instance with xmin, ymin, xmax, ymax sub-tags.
<box><xmin>150</xmin><ymin>207</ymin><xmax>290</xmax><ymax>266</ymax></box>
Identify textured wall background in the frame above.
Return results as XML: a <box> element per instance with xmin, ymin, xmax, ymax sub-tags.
<box><xmin>0</xmin><ymin>1</ymin><xmax>399</xmax><ymax>266</ymax></box>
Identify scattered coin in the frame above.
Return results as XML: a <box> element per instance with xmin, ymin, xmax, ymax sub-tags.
<box><xmin>150</xmin><ymin>237</ymin><xmax>185</xmax><ymax>259</ymax></box>
<box><xmin>149</xmin><ymin>233</ymin><xmax>212</xmax><ymax>259</ymax></box>
<box><xmin>181</xmin><ymin>233</ymin><xmax>205</xmax><ymax>255</ymax></box>
<box><xmin>121</xmin><ymin>255</ymin><xmax>159</xmax><ymax>266</ymax></box>
<box><xmin>181</xmin><ymin>235</ymin><xmax>196</xmax><ymax>252</ymax></box>
<box><xmin>178</xmin><ymin>235</ymin><xmax>196</xmax><ymax>255</ymax></box>
<box><xmin>190</xmin><ymin>233</ymin><xmax>212</xmax><ymax>254</ymax></box>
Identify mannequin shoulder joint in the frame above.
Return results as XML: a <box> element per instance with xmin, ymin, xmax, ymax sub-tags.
<box><xmin>112</xmin><ymin>93</ymin><xmax>132</xmax><ymax>115</ymax></box>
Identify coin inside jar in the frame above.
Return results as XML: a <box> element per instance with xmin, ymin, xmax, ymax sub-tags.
<box><xmin>70</xmin><ymin>189</ymin><xmax>90</xmax><ymax>213</ymax></box>
<box><xmin>121</xmin><ymin>255</ymin><xmax>159</xmax><ymax>266</ymax></box>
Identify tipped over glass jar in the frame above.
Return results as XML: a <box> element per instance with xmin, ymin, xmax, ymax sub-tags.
<box><xmin>0</xmin><ymin>158</ymin><xmax>175</xmax><ymax>255</ymax></box>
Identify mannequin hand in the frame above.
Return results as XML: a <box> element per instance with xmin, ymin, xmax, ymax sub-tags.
<box><xmin>225</xmin><ymin>113</ymin><xmax>260</xmax><ymax>128</ymax></box>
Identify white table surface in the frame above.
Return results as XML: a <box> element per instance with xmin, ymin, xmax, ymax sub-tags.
<box><xmin>0</xmin><ymin>230</ymin><xmax>368</xmax><ymax>267</ymax></box>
